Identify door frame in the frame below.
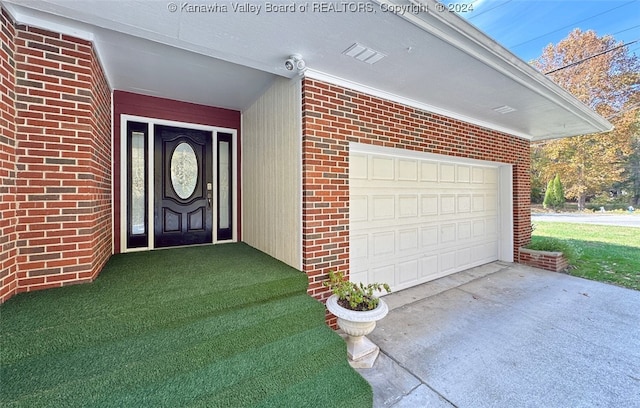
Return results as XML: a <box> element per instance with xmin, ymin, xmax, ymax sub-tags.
<box><xmin>119</xmin><ymin>114</ymin><xmax>238</xmax><ymax>252</ymax></box>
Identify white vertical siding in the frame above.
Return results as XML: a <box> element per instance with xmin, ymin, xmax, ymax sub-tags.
<box><xmin>242</xmin><ymin>77</ymin><xmax>302</xmax><ymax>268</ymax></box>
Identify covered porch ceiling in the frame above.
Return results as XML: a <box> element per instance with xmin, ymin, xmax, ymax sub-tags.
<box><xmin>3</xmin><ymin>0</ymin><xmax>612</xmax><ymax>141</ymax></box>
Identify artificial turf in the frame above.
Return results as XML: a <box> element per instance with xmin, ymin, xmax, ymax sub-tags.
<box><xmin>0</xmin><ymin>243</ymin><xmax>372</xmax><ymax>407</ymax></box>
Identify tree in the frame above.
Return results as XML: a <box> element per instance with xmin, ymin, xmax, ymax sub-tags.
<box><xmin>531</xmin><ymin>29</ymin><xmax>640</xmax><ymax>210</ymax></box>
<box><xmin>629</xmin><ymin>132</ymin><xmax>640</xmax><ymax>206</ymax></box>
<box><xmin>543</xmin><ymin>175</ymin><xmax>565</xmax><ymax>211</ymax></box>
<box><xmin>553</xmin><ymin>174</ymin><xmax>565</xmax><ymax>210</ymax></box>
<box><xmin>615</xmin><ymin>94</ymin><xmax>640</xmax><ymax>206</ymax></box>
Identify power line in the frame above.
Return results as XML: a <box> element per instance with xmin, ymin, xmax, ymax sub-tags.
<box><xmin>544</xmin><ymin>39</ymin><xmax>638</xmax><ymax>75</ymax></box>
<box><xmin>510</xmin><ymin>0</ymin><xmax>637</xmax><ymax>49</ymax></box>
<box><xmin>612</xmin><ymin>24</ymin><xmax>640</xmax><ymax>36</ymax></box>
<box><xmin>467</xmin><ymin>0</ymin><xmax>513</xmax><ymax>20</ymax></box>
<box><xmin>606</xmin><ymin>103</ymin><xmax>640</xmax><ymax>120</ymax></box>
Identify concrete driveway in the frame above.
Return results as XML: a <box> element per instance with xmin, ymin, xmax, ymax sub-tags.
<box><xmin>357</xmin><ymin>262</ymin><xmax>640</xmax><ymax>407</ymax></box>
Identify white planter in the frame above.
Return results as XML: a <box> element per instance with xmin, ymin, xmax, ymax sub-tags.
<box><xmin>326</xmin><ymin>294</ymin><xmax>388</xmax><ymax>367</ymax></box>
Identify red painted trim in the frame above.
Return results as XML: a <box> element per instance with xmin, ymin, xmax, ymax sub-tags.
<box><xmin>113</xmin><ymin>91</ymin><xmax>242</xmax><ymax>253</ymax></box>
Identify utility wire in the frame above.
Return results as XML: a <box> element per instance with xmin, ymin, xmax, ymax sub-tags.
<box><xmin>467</xmin><ymin>0</ymin><xmax>513</xmax><ymax>20</ymax></box>
<box><xmin>510</xmin><ymin>0</ymin><xmax>637</xmax><ymax>49</ymax></box>
<box><xmin>606</xmin><ymin>103</ymin><xmax>640</xmax><ymax>120</ymax></box>
<box><xmin>612</xmin><ymin>24</ymin><xmax>640</xmax><ymax>36</ymax></box>
<box><xmin>544</xmin><ymin>39</ymin><xmax>638</xmax><ymax>75</ymax></box>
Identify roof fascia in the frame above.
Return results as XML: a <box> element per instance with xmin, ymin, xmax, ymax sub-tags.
<box><xmin>373</xmin><ymin>0</ymin><xmax>613</xmax><ymax>135</ymax></box>
<box><xmin>2</xmin><ymin>2</ymin><xmax>94</xmax><ymax>42</ymax></box>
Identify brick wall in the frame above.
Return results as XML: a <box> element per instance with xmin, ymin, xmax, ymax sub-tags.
<box><xmin>0</xmin><ymin>8</ymin><xmax>17</xmax><ymax>302</ymax></box>
<box><xmin>519</xmin><ymin>247</ymin><xmax>569</xmax><ymax>272</ymax></box>
<box><xmin>301</xmin><ymin>78</ymin><xmax>531</xmax><ymax>326</ymax></box>
<box><xmin>0</xmin><ymin>11</ymin><xmax>112</xmax><ymax>302</ymax></box>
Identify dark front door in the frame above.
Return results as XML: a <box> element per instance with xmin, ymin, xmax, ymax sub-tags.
<box><xmin>154</xmin><ymin>125</ymin><xmax>213</xmax><ymax>248</ymax></box>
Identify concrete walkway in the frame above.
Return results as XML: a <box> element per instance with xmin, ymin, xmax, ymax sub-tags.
<box><xmin>356</xmin><ymin>262</ymin><xmax>640</xmax><ymax>407</ymax></box>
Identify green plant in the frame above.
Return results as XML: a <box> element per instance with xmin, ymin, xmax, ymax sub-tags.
<box><xmin>543</xmin><ymin>175</ymin><xmax>565</xmax><ymax>211</ymax></box>
<box><xmin>526</xmin><ymin>236</ymin><xmax>581</xmax><ymax>266</ymax></box>
<box><xmin>323</xmin><ymin>271</ymin><xmax>391</xmax><ymax>311</ymax></box>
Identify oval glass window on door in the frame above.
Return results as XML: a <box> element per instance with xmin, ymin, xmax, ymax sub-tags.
<box><xmin>170</xmin><ymin>142</ymin><xmax>198</xmax><ymax>199</ymax></box>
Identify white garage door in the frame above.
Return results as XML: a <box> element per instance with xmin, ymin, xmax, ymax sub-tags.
<box><xmin>350</xmin><ymin>146</ymin><xmax>500</xmax><ymax>292</ymax></box>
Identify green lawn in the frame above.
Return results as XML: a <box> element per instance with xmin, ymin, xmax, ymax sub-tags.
<box><xmin>1</xmin><ymin>244</ymin><xmax>372</xmax><ymax>408</ymax></box>
<box><xmin>531</xmin><ymin>222</ymin><xmax>640</xmax><ymax>290</ymax></box>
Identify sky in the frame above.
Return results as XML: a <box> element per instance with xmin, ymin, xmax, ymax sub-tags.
<box><xmin>457</xmin><ymin>0</ymin><xmax>640</xmax><ymax>63</ymax></box>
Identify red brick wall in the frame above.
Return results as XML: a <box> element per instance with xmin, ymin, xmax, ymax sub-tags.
<box><xmin>0</xmin><ymin>12</ymin><xmax>112</xmax><ymax>302</ymax></box>
<box><xmin>0</xmin><ymin>8</ymin><xmax>18</xmax><ymax>302</ymax></box>
<box><xmin>301</xmin><ymin>78</ymin><xmax>531</xmax><ymax>325</ymax></box>
<box><xmin>519</xmin><ymin>247</ymin><xmax>569</xmax><ymax>272</ymax></box>
<box><xmin>87</xmin><ymin>47</ymin><xmax>112</xmax><ymax>282</ymax></box>
<box><xmin>112</xmin><ymin>91</ymin><xmax>241</xmax><ymax>253</ymax></box>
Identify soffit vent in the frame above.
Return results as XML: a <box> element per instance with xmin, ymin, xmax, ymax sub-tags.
<box><xmin>493</xmin><ymin>105</ymin><xmax>517</xmax><ymax>114</ymax></box>
<box><xmin>343</xmin><ymin>43</ymin><xmax>386</xmax><ymax>64</ymax></box>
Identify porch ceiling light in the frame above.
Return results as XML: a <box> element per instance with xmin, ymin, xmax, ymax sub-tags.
<box><xmin>343</xmin><ymin>43</ymin><xmax>386</xmax><ymax>65</ymax></box>
<box><xmin>493</xmin><ymin>105</ymin><xmax>517</xmax><ymax>114</ymax></box>
<box><xmin>284</xmin><ymin>54</ymin><xmax>306</xmax><ymax>73</ymax></box>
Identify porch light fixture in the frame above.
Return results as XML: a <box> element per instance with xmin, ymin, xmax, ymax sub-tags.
<box><xmin>285</xmin><ymin>54</ymin><xmax>306</xmax><ymax>73</ymax></box>
<box><xmin>343</xmin><ymin>43</ymin><xmax>386</xmax><ymax>65</ymax></box>
<box><xmin>493</xmin><ymin>105</ymin><xmax>517</xmax><ymax>114</ymax></box>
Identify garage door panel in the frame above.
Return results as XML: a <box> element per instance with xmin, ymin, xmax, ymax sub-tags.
<box><xmin>421</xmin><ymin>194</ymin><xmax>438</xmax><ymax>216</ymax></box>
<box><xmin>350</xmin><ymin>269</ymin><xmax>368</xmax><ymax>285</ymax></box>
<box><xmin>440</xmin><ymin>195</ymin><xmax>456</xmax><ymax>214</ymax></box>
<box><xmin>486</xmin><ymin>218</ymin><xmax>498</xmax><ymax>236</ymax></box>
<box><xmin>399</xmin><ymin>195</ymin><xmax>419</xmax><ymax>218</ymax></box>
<box><xmin>372</xmin><ymin>156</ymin><xmax>394</xmax><ymax>180</ymax></box>
<box><xmin>471</xmin><ymin>243</ymin><xmax>493</xmax><ymax>263</ymax></box>
<box><xmin>440</xmin><ymin>251</ymin><xmax>457</xmax><ymax>273</ymax></box>
<box><xmin>421</xmin><ymin>226</ymin><xmax>439</xmax><ymax>247</ymax></box>
<box><xmin>486</xmin><ymin>193</ymin><xmax>497</xmax><ymax>211</ymax></box>
<box><xmin>440</xmin><ymin>163</ymin><xmax>456</xmax><ymax>182</ymax></box>
<box><xmin>372</xmin><ymin>264</ymin><xmax>395</xmax><ymax>284</ymax></box>
<box><xmin>350</xmin><ymin>149</ymin><xmax>500</xmax><ymax>292</ymax></box>
<box><xmin>372</xmin><ymin>231</ymin><xmax>395</xmax><ymax>257</ymax></box>
<box><xmin>485</xmin><ymin>168</ymin><xmax>498</xmax><ymax>184</ymax></box>
<box><xmin>457</xmin><ymin>165</ymin><xmax>471</xmax><ymax>183</ymax></box>
<box><xmin>351</xmin><ymin>234</ymin><xmax>368</xmax><ymax>260</ymax></box>
<box><xmin>419</xmin><ymin>255</ymin><xmax>439</xmax><ymax>279</ymax></box>
<box><xmin>420</xmin><ymin>161</ymin><xmax>439</xmax><ymax>182</ymax></box>
<box><xmin>456</xmin><ymin>248</ymin><xmax>471</xmax><ymax>267</ymax></box>
<box><xmin>351</xmin><ymin>195</ymin><xmax>368</xmax><ymax>221</ymax></box>
<box><xmin>472</xmin><ymin>166</ymin><xmax>484</xmax><ymax>183</ymax></box>
<box><xmin>440</xmin><ymin>223</ymin><xmax>456</xmax><ymax>243</ymax></box>
<box><xmin>372</xmin><ymin>195</ymin><xmax>395</xmax><ymax>220</ymax></box>
<box><xmin>472</xmin><ymin>194</ymin><xmax>485</xmax><ymax>212</ymax></box>
<box><xmin>399</xmin><ymin>228</ymin><xmax>419</xmax><ymax>252</ymax></box>
<box><xmin>458</xmin><ymin>222</ymin><xmax>472</xmax><ymax>240</ymax></box>
<box><xmin>350</xmin><ymin>153</ymin><xmax>368</xmax><ymax>179</ymax></box>
<box><xmin>473</xmin><ymin>219</ymin><xmax>485</xmax><ymax>237</ymax></box>
<box><xmin>398</xmin><ymin>159</ymin><xmax>418</xmax><ymax>181</ymax></box>
<box><xmin>398</xmin><ymin>259</ymin><xmax>419</xmax><ymax>284</ymax></box>
<box><xmin>457</xmin><ymin>194</ymin><xmax>471</xmax><ymax>213</ymax></box>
